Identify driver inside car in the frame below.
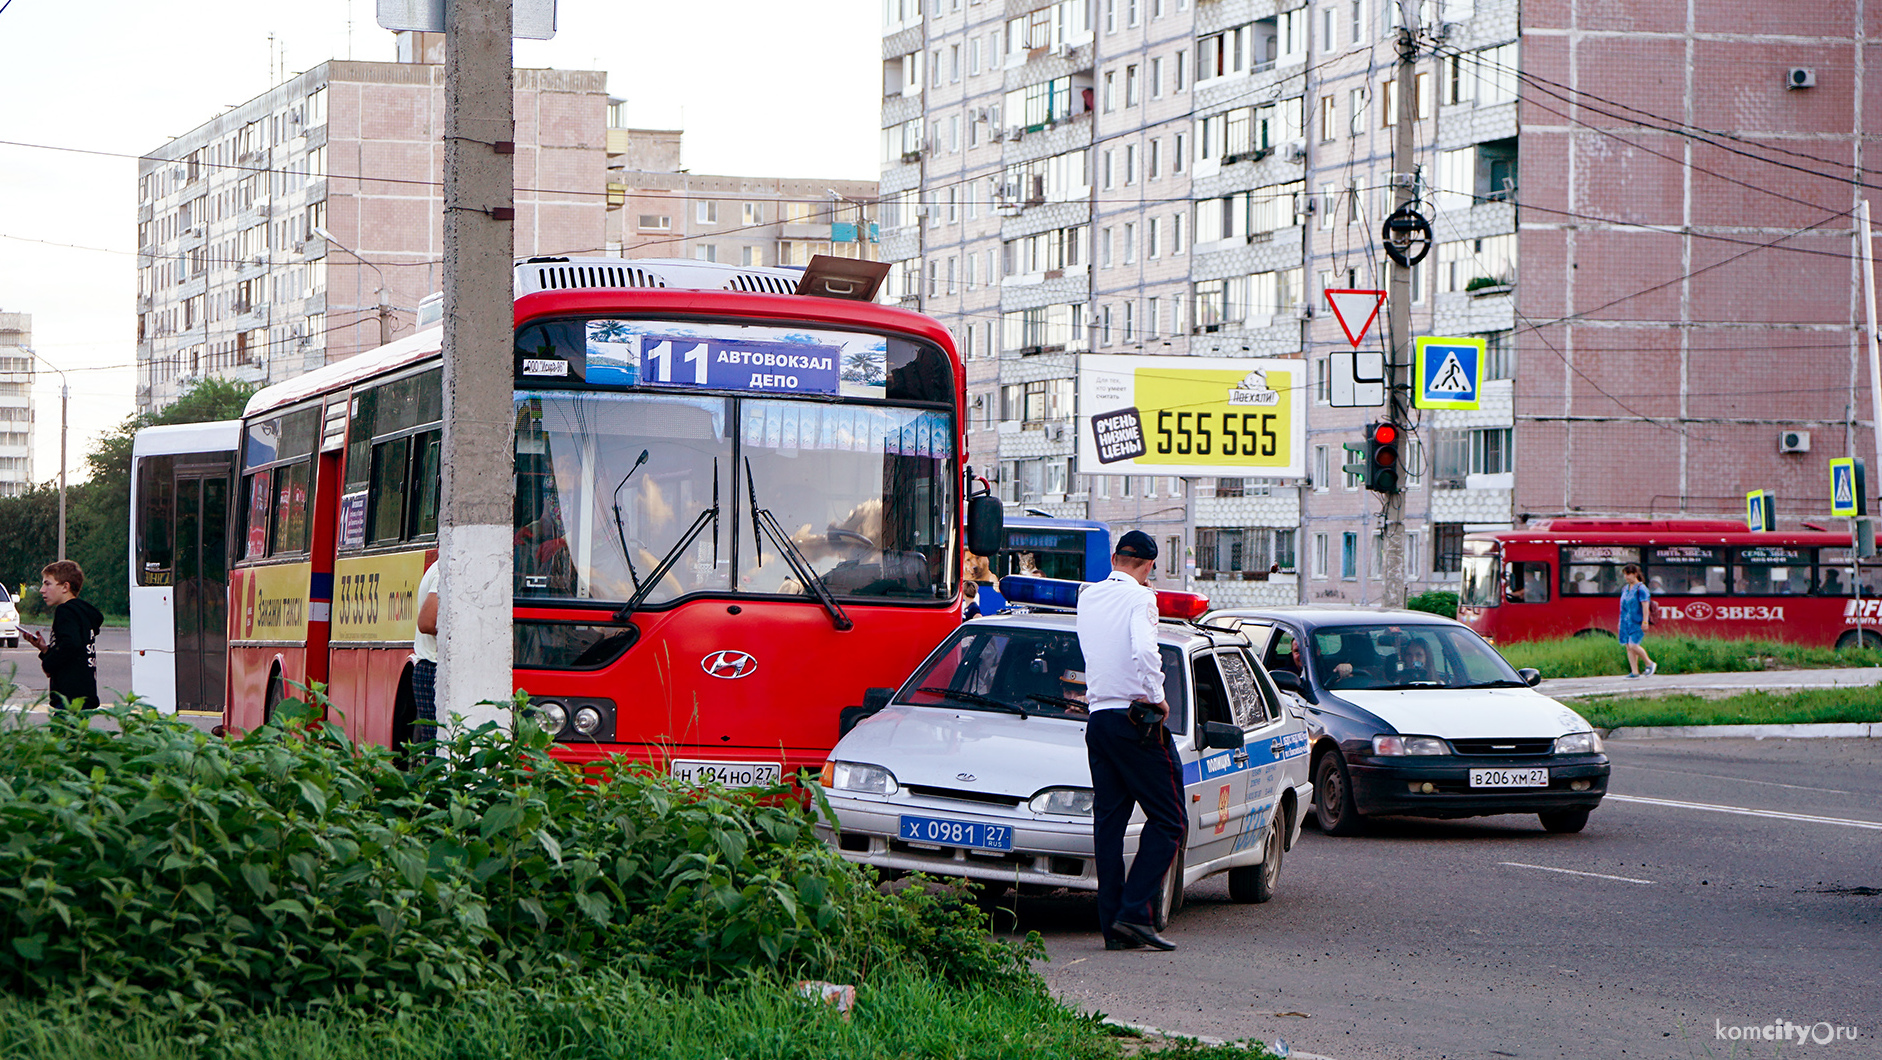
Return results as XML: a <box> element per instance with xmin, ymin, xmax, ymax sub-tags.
<box><xmin>1321</xmin><ymin>633</ymin><xmax>1383</xmax><ymax>689</ymax></box>
<box><xmin>1396</xmin><ymin>638</ymin><xmax>1436</xmax><ymax>684</ymax></box>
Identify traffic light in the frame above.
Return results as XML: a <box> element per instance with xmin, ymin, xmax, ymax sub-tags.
<box><xmin>1366</xmin><ymin>421</ymin><xmax>1402</xmax><ymax>493</ymax></box>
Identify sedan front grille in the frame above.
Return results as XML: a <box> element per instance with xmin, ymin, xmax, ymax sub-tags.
<box><xmin>1450</xmin><ymin>737</ymin><xmax>1556</xmax><ymax>756</ymax></box>
<box><xmin>903</xmin><ymin>784</ymin><xmax>1024</xmax><ymax>807</ymax></box>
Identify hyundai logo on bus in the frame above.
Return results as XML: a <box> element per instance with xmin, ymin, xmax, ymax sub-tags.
<box><xmin>702</xmin><ymin>650</ymin><xmax>758</xmax><ymax>679</ymax></box>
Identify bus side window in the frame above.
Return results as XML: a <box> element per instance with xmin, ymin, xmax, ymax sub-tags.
<box><xmin>1505</xmin><ymin>562</ymin><xmax>1550</xmax><ymax>603</ymax></box>
<box><xmin>369</xmin><ymin>437</ymin><xmax>411</xmax><ymax>544</ymax></box>
<box><xmin>407</xmin><ymin>429</ymin><xmax>442</xmax><ymax>539</ymax></box>
<box><xmin>137</xmin><ymin>455</ymin><xmax>177</xmax><ymax>585</ymax></box>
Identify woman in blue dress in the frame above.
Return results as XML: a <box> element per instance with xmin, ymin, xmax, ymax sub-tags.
<box><xmin>1618</xmin><ymin>563</ymin><xmax>1657</xmax><ymax>678</ymax></box>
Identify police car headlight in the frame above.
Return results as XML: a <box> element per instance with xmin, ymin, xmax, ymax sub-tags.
<box><xmin>531</xmin><ymin>701</ymin><xmax>568</xmax><ymax>735</ymax></box>
<box><xmin>1373</xmin><ymin>734</ymin><xmax>1448</xmax><ymax>756</ymax></box>
<box><xmin>1553</xmin><ymin>731</ymin><xmax>1603</xmax><ymax>755</ymax></box>
<box><xmin>1028</xmin><ymin>787</ymin><xmax>1095</xmax><ymax>816</ymax></box>
<box><xmin>827</xmin><ymin>761</ymin><xmax>898</xmax><ymax>796</ymax></box>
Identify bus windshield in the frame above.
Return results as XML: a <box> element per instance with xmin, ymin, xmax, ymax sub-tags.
<box><xmin>514</xmin><ymin>390</ymin><xmax>957</xmax><ymax>606</ymax></box>
<box><xmin>1460</xmin><ymin>554</ymin><xmax>1498</xmax><ymax>607</ymax></box>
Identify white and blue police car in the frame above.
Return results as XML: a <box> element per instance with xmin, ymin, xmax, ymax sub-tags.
<box><xmin>817</xmin><ymin>576</ymin><xmax>1314</xmax><ymax>927</ymax></box>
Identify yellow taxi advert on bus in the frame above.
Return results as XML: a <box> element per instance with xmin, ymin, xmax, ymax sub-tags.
<box><xmin>1077</xmin><ymin>355</ymin><xmax>1306</xmax><ymax>479</ymax></box>
<box><xmin>331</xmin><ymin>551</ymin><xmax>430</xmax><ymax>644</ymax></box>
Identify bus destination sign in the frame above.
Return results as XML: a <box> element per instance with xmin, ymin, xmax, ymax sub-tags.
<box><xmin>636</xmin><ymin>334</ymin><xmax>841</xmax><ymax>395</ymax></box>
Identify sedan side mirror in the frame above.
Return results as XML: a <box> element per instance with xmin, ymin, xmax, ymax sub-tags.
<box><xmin>1269</xmin><ymin>670</ymin><xmax>1304</xmax><ymax>694</ymax></box>
<box><xmin>1517</xmin><ymin>667</ymin><xmax>1542</xmax><ymax>687</ymax></box>
<box><xmin>1201</xmin><ymin>721</ymin><xmax>1245</xmax><ymax>750</ymax></box>
<box><xmin>967</xmin><ymin>494</ymin><xmax>1004</xmax><ymax>557</ymax></box>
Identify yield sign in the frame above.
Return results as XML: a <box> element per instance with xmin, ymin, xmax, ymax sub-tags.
<box><xmin>1325</xmin><ymin>289</ymin><xmax>1387</xmax><ymax>348</ymax></box>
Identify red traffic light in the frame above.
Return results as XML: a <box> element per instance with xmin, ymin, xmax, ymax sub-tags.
<box><xmin>1372</xmin><ymin>423</ymin><xmax>1399</xmax><ymax>446</ymax></box>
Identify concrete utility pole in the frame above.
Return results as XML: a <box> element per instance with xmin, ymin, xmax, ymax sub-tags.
<box><xmin>1380</xmin><ymin>3</ymin><xmax>1419</xmax><ymax>610</ymax></box>
<box><xmin>439</xmin><ymin>0</ymin><xmax>517</xmax><ymax>732</ymax></box>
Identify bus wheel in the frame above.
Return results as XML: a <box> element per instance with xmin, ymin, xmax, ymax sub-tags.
<box><xmin>1836</xmin><ymin>630</ymin><xmax>1882</xmax><ymax>651</ymax></box>
<box><xmin>263</xmin><ymin>673</ymin><xmax>285</xmax><ymax>724</ymax></box>
<box><xmin>1572</xmin><ymin>628</ymin><xmax>1616</xmax><ymax>640</ymax></box>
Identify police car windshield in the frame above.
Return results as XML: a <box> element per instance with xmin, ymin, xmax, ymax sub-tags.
<box><xmin>903</xmin><ymin>625</ymin><xmax>1189</xmax><ymax>730</ymax></box>
<box><xmin>1309</xmin><ymin>623</ymin><xmax>1519</xmax><ymax>691</ymax></box>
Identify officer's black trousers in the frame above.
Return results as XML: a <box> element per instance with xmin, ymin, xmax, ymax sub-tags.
<box><xmin>1085</xmin><ymin>708</ymin><xmax>1187</xmax><ymax>938</ymax></box>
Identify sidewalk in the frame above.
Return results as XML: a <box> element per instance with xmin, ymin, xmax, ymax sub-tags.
<box><xmin>1538</xmin><ymin>666</ymin><xmax>1882</xmax><ymax>701</ymax></box>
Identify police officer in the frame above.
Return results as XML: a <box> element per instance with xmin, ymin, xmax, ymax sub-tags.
<box><xmin>1076</xmin><ymin>530</ymin><xmax>1184</xmax><ymax>951</ymax></box>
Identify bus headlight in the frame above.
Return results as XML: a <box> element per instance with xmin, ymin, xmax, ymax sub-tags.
<box><xmin>571</xmin><ymin>706</ymin><xmax>603</xmax><ymax>736</ymax></box>
<box><xmin>1554</xmin><ymin>731</ymin><xmax>1603</xmax><ymax>755</ymax></box>
<box><xmin>532</xmin><ymin>701</ymin><xmax>568</xmax><ymax>735</ymax></box>
<box><xmin>1029</xmin><ymin>787</ymin><xmax>1095</xmax><ymax>816</ymax></box>
<box><xmin>827</xmin><ymin>761</ymin><xmax>898</xmax><ymax>795</ymax></box>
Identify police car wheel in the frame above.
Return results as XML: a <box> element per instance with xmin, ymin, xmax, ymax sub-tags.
<box><xmin>1153</xmin><ymin>850</ymin><xmax>1185</xmax><ymax>931</ymax></box>
<box><xmin>1313</xmin><ymin>753</ymin><xmax>1367</xmax><ymax>836</ymax></box>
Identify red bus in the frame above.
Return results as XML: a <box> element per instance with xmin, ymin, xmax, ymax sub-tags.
<box><xmin>1456</xmin><ymin>519</ymin><xmax>1882</xmax><ymax>649</ymax></box>
<box><xmin>224</xmin><ymin>256</ymin><xmax>1000</xmax><ymax>782</ymax></box>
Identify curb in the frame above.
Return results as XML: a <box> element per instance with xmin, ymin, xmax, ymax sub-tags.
<box><xmin>1605</xmin><ymin>721</ymin><xmax>1879</xmax><ymax>740</ymax></box>
<box><xmin>1102</xmin><ymin>1017</ymin><xmax>1338</xmax><ymax>1060</ymax></box>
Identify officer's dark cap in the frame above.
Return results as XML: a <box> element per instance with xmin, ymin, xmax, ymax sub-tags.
<box><xmin>1115</xmin><ymin>530</ymin><xmax>1159</xmax><ymax>561</ymax></box>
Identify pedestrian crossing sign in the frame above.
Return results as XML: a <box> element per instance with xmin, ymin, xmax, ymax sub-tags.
<box><xmin>1414</xmin><ymin>337</ymin><xmax>1484</xmax><ymax>410</ymax></box>
<box><xmin>1746</xmin><ymin>490</ymin><xmax>1775</xmax><ymax>532</ymax></box>
<box><xmin>1829</xmin><ymin>458</ymin><xmax>1868</xmax><ymax>518</ymax></box>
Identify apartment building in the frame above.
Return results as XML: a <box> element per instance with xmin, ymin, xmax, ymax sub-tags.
<box><xmin>888</xmin><ymin>0</ymin><xmax>1877</xmax><ymax>607</ymax></box>
<box><xmin>135</xmin><ymin>34</ymin><xmax>609</xmax><ymax>413</ymax></box>
<box><xmin>604</xmin><ymin>127</ymin><xmax>880</xmax><ymax>268</ymax></box>
<box><xmin>0</xmin><ymin>312</ymin><xmax>32</xmax><ymax>497</ymax></box>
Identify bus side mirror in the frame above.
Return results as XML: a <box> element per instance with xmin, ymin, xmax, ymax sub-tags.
<box><xmin>1517</xmin><ymin>667</ymin><xmax>1542</xmax><ymax>687</ymax></box>
<box><xmin>967</xmin><ymin>495</ymin><xmax>1004</xmax><ymax>557</ymax></box>
<box><xmin>838</xmin><ymin>687</ymin><xmax>899</xmax><ymax>737</ymax></box>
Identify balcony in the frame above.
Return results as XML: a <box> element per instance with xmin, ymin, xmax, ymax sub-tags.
<box><xmin>606</xmin><ymin>128</ymin><xmax>629</xmax><ymax>156</ymax></box>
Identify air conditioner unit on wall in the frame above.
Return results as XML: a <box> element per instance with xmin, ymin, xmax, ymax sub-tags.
<box><xmin>1788</xmin><ymin>67</ymin><xmax>1816</xmax><ymax>89</ymax></box>
<box><xmin>1779</xmin><ymin>429</ymin><xmax>1811</xmax><ymax>453</ymax></box>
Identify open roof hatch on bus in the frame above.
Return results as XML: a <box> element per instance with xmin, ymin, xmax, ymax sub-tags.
<box><xmin>795</xmin><ymin>255</ymin><xmax>890</xmax><ymax>302</ymax></box>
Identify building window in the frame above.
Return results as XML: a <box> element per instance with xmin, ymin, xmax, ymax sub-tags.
<box><xmin>742</xmin><ymin>245</ymin><xmax>764</xmax><ymax>266</ymax></box>
<box><xmin>1313</xmin><ymin>444</ymin><xmax>1329</xmax><ymax>490</ymax></box>
<box><xmin>742</xmin><ymin>202</ymin><xmax>763</xmax><ymax>225</ymax></box>
<box><xmin>1148</xmin><ymin>137</ymin><xmax>1162</xmax><ymax>178</ymax></box>
<box><xmin>1103</xmin><ymin>149</ymin><xmax>1116</xmax><ymax>188</ymax></box>
<box><xmin>1216</xmin><ymin>477</ymin><xmax>1244</xmax><ymax>498</ymax></box>
<box><xmin>1125</xmin><ymin>144</ymin><xmax>1138</xmax><ymax>184</ymax></box>
<box><xmin>1341</xmin><ymin>532</ymin><xmax>1358</xmax><ymax>579</ymax></box>
<box><xmin>1319</xmin><ymin>95</ymin><xmax>1337</xmax><ymax>142</ymax></box>
<box><xmin>1147</xmin><ymin>217</ymin><xmax>1161</xmax><ymax>257</ymax></box>
<box><xmin>1151</xmin><ymin>57</ymin><xmax>1164</xmax><ymax>98</ymax></box>
<box><xmin>1471</xmin><ymin>427</ymin><xmax>1513</xmax><ymax>474</ymax></box>
<box><xmin>1172</xmin><ymin>212</ymin><xmax>1185</xmax><ymax>252</ymax></box>
<box><xmin>637</xmin><ymin>214</ymin><xmax>671</xmax><ymax>231</ymax></box>
<box><xmin>1123</xmin><ymin>221</ymin><xmax>1136</xmax><ymax>263</ymax></box>
<box><xmin>1147</xmin><ymin>295</ymin><xmax>1161</xmax><ymax>336</ymax></box>
<box><xmin>693</xmin><ymin>243</ymin><xmax>717</xmax><ymax>262</ymax></box>
<box><xmin>1175</xmin><ymin>49</ymin><xmax>1189</xmax><ymax>90</ymax></box>
<box><xmin>1104</xmin><ymin>71</ymin><xmax>1117</xmax><ymax>112</ymax></box>
<box><xmin>1126</xmin><ymin>64</ymin><xmax>1141</xmax><ymax>106</ymax></box>
<box><xmin>696</xmin><ymin>201</ymin><xmax>718</xmax><ymax>224</ymax></box>
<box><xmin>1484</xmin><ymin>330</ymin><xmax>1513</xmax><ymax>379</ymax></box>
<box><xmin>1349</xmin><ymin>87</ymin><xmax>1367</xmax><ymax>135</ymax></box>
<box><xmin>1432</xmin><ymin>523</ymin><xmax>1465</xmax><ymax>573</ymax></box>
<box><xmin>1313</xmin><ymin>532</ymin><xmax>1329</xmax><ymax>578</ymax></box>
<box><xmin>1315</xmin><ymin>357</ymin><xmax>1330</xmax><ymax>403</ymax></box>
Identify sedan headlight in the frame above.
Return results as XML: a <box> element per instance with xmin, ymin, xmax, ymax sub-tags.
<box><xmin>531</xmin><ymin>701</ymin><xmax>568</xmax><ymax>735</ymax></box>
<box><xmin>1554</xmin><ymin>731</ymin><xmax>1604</xmax><ymax>755</ymax></box>
<box><xmin>1373</xmin><ymin>734</ymin><xmax>1449</xmax><ymax>756</ymax></box>
<box><xmin>1028</xmin><ymin>787</ymin><xmax>1095</xmax><ymax>816</ymax></box>
<box><xmin>823</xmin><ymin>761</ymin><xmax>899</xmax><ymax>796</ymax></box>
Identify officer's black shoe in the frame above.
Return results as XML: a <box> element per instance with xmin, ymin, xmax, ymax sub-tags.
<box><xmin>1110</xmin><ymin>919</ymin><xmax>1176</xmax><ymax>951</ymax></box>
<box><xmin>1104</xmin><ymin>936</ymin><xmax>1145</xmax><ymax>951</ymax></box>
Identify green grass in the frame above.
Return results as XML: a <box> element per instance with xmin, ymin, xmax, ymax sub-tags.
<box><xmin>0</xmin><ymin>968</ymin><xmax>1273</xmax><ymax>1060</ymax></box>
<box><xmin>1578</xmin><ymin>687</ymin><xmax>1882</xmax><ymax>729</ymax></box>
<box><xmin>1498</xmin><ymin>635</ymin><xmax>1882</xmax><ymax>679</ymax></box>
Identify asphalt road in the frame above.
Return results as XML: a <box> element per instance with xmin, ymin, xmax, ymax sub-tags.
<box><xmin>1016</xmin><ymin>737</ymin><xmax>1880</xmax><ymax>1060</ymax></box>
<box><xmin>1</xmin><ymin>625</ymin><xmax>134</xmax><ymax>707</ymax></box>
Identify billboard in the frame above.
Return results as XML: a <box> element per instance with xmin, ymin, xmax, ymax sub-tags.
<box><xmin>1077</xmin><ymin>355</ymin><xmax>1306</xmax><ymax>478</ymax></box>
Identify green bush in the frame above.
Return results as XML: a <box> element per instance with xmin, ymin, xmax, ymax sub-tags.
<box><xmin>0</xmin><ymin>695</ymin><xmax>1034</xmax><ymax>1025</ymax></box>
<box><xmin>1404</xmin><ymin>590</ymin><xmax>1458</xmax><ymax>619</ymax></box>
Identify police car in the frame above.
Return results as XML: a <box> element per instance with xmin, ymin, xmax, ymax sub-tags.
<box><xmin>0</xmin><ymin>583</ymin><xmax>18</xmax><ymax>648</ymax></box>
<box><xmin>1210</xmin><ymin>607</ymin><xmax>1610</xmax><ymax>835</ymax></box>
<box><xmin>817</xmin><ymin>576</ymin><xmax>1314</xmax><ymax>927</ymax></box>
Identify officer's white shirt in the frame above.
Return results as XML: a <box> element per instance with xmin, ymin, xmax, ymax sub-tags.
<box><xmin>1076</xmin><ymin>570</ymin><xmax>1165</xmax><ymax>712</ymax></box>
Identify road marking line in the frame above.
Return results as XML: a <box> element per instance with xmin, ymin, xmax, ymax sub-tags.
<box><xmin>1499</xmin><ymin>861</ymin><xmax>1655</xmax><ymax>885</ymax></box>
<box><xmin>1611</xmin><ymin>763</ymin><xmax>1860</xmax><ymax>796</ymax></box>
<box><xmin>1607</xmin><ymin>793</ymin><xmax>1882</xmax><ymax>830</ymax></box>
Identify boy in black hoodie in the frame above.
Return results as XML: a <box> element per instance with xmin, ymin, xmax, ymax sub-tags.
<box><xmin>22</xmin><ymin>560</ymin><xmax>104</xmax><ymax>709</ymax></box>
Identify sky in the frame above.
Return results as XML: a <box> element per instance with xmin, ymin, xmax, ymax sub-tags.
<box><xmin>0</xmin><ymin>0</ymin><xmax>880</xmax><ymax>482</ymax></box>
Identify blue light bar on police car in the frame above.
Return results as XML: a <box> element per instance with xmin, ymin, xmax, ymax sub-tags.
<box><xmin>998</xmin><ymin>575</ymin><xmax>1085</xmax><ymax>609</ymax></box>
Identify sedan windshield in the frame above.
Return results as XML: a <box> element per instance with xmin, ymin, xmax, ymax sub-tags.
<box><xmin>514</xmin><ymin>391</ymin><xmax>957</xmax><ymax>605</ymax></box>
<box><xmin>901</xmin><ymin>625</ymin><xmax>1190</xmax><ymax>732</ymax></box>
<box><xmin>1309</xmin><ymin>623</ymin><xmax>1520</xmax><ymax>691</ymax></box>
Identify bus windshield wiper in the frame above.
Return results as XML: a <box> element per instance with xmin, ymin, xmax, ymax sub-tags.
<box><xmin>744</xmin><ymin>458</ymin><xmax>854</xmax><ymax>632</ymax></box>
<box><xmin>613</xmin><ymin>460</ymin><xmax>718</xmax><ymax>620</ymax></box>
<box><xmin>610</xmin><ymin>448</ymin><xmax>651</xmax><ymax>594</ymax></box>
<box><xmin>917</xmin><ymin>687</ymin><xmax>1028</xmax><ymax>718</ymax></box>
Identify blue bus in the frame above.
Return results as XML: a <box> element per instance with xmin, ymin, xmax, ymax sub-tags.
<box><xmin>997</xmin><ymin>517</ymin><xmax>1112</xmax><ymax>582</ymax></box>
